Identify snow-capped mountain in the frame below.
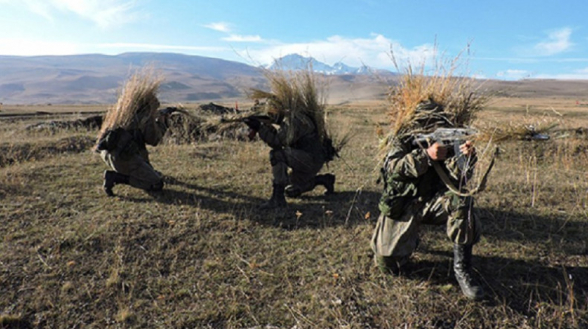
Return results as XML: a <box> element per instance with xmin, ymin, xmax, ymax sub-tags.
<box><xmin>268</xmin><ymin>54</ymin><xmax>378</xmax><ymax>75</ymax></box>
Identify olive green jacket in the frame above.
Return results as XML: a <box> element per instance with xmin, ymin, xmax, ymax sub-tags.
<box><xmin>378</xmin><ymin>135</ymin><xmax>476</xmax><ymax>218</ymax></box>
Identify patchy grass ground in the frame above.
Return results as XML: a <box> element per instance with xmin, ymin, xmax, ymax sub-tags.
<box><xmin>1</xmin><ymin>100</ymin><xmax>587</xmax><ymax>328</ymax></box>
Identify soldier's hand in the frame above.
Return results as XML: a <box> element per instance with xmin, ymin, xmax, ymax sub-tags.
<box><xmin>247</xmin><ymin>128</ymin><xmax>258</xmax><ymax>140</ymax></box>
<box><xmin>427</xmin><ymin>142</ymin><xmax>447</xmax><ymax>161</ymax></box>
<box><xmin>459</xmin><ymin>140</ymin><xmax>475</xmax><ymax>156</ymax></box>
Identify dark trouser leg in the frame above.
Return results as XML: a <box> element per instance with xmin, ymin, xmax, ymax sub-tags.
<box><xmin>314</xmin><ymin>174</ymin><xmax>335</xmax><ymax>195</ymax></box>
<box><xmin>103</xmin><ymin>170</ymin><xmax>130</xmax><ymax>197</ymax></box>
<box><xmin>260</xmin><ymin>150</ymin><xmax>288</xmax><ymax>209</ymax></box>
<box><xmin>259</xmin><ymin>183</ymin><xmax>287</xmax><ymax>209</ymax></box>
<box><xmin>370</xmin><ymin>209</ymin><xmax>421</xmax><ymax>274</ymax></box>
<box><xmin>454</xmin><ymin>243</ymin><xmax>485</xmax><ymax>300</ymax></box>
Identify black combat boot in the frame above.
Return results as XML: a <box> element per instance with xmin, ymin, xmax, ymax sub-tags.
<box><xmin>314</xmin><ymin>174</ymin><xmax>335</xmax><ymax>195</ymax></box>
<box><xmin>103</xmin><ymin>170</ymin><xmax>130</xmax><ymax>197</ymax></box>
<box><xmin>259</xmin><ymin>183</ymin><xmax>287</xmax><ymax>209</ymax></box>
<box><xmin>453</xmin><ymin>244</ymin><xmax>485</xmax><ymax>300</ymax></box>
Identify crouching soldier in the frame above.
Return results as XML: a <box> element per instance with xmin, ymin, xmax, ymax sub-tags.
<box><xmin>371</xmin><ymin>99</ymin><xmax>489</xmax><ymax>300</ymax></box>
<box><xmin>245</xmin><ymin>109</ymin><xmax>336</xmax><ymax>209</ymax></box>
<box><xmin>245</xmin><ymin>71</ymin><xmax>338</xmax><ymax>209</ymax></box>
<box><xmin>95</xmin><ymin>71</ymin><xmax>170</xmax><ymax>197</ymax></box>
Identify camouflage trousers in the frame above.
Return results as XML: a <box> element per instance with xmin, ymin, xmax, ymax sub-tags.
<box><xmin>270</xmin><ymin>148</ymin><xmax>324</xmax><ymax>192</ymax></box>
<box><xmin>100</xmin><ymin>150</ymin><xmax>164</xmax><ymax>191</ymax></box>
<box><xmin>371</xmin><ymin>191</ymin><xmax>481</xmax><ymax>267</ymax></box>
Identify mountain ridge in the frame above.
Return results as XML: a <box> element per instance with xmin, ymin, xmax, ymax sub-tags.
<box><xmin>0</xmin><ymin>52</ymin><xmax>587</xmax><ymax>105</ymax></box>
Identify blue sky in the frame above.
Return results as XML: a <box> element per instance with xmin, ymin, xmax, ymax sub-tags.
<box><xmin>1</xmin><ymin>0</ymin><xmax>587</xmax><ymax>80</ymax></box>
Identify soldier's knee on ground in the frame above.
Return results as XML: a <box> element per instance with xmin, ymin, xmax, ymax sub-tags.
<box><xmin>148</xmin><ymin>180</ymin><xmax>164</xmax><ymax>192</ymax></box>
<box><xmin>373</xmin><ymin>254</ymin><xmax>408</xmax><ymax>275</ymax></box>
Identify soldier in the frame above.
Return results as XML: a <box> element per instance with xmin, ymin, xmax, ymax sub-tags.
<box><xmin>371</xmin><ymin>99</ymin><xmax>485</xmax><ymax>300</ymax></box>
<box><xmin>244</xmin><ymin>106</ymin><xmax>336</xmax><ymax>209</ymax></box>
<box><xmin>94</xmin><ymin>71</ymin><xmax>170</xmax><ymax>197</ymax></box>
<box><xmin>243</xmin><ymin>69</ymin><xmax>338</xmax><ymax>209</ymax></box>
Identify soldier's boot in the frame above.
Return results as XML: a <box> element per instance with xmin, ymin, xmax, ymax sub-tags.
<box><xmin>259</xmin><ymin>184</ymin><xmax>287</xmax><ymax>209</ymax></box>
<box><xmin>453</xmin><ymin>244</ymin><xmax>485</xmax><ymax>300</ymax></box>
<box><xmin>314</xmin><ymin>174</ymin><xmax>335</xmax><ymax>195</ymax></box>
<box><xmin>285</xmin><ymin>185</ymin><xmax>302</xmax><ymax>198</ymax></box>
<box><xmin>103</xmin><ymin>170</ymin><xmax>129</xmax><ymax>197</ymax></box>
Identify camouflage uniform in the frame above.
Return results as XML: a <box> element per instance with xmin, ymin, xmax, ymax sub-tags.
<box><xmin>371</xmin><ymin>133</ymin><xmax>485</xmax><ymax>299</ymax></box>
<box><xmin>97</xmin><ymin>116</ymin><xmax>168</xmax><ymax>195</ymax></box>
<box><xmin>255</xmin><ymin>113</ymin><xmax>334</xmax><ymax>208</ymax></box>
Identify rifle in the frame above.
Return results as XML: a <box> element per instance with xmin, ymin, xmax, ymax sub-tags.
<box><xmin>159</xmin><ymin>107</ymin><xmax>179</xmax><ymax>116</ymax></box>
<box><xmin>220</xmin><ymin>114</ymin><xmax>272</xmax><ymax>124</ymax></box>
<box><xmin>413</xmin><ymin>127</ymin><xmax>478</xmax><ymax>147</ymax></box>
<box><xmin>413</xmin><ymin>127</ymin><xmax>479</xmax><ymax>175</ymax></box>
<box><xmin>412</xmin><ymin>127</ymin><xmax>495</xmax><ymax>197</ymax></box>
<box><xmin>220</xmin><ymin>114</ymin><xmax>273</xmax><ymax>140</ymax></box>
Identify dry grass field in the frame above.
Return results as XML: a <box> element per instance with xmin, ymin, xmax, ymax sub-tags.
<box><xmin>1</xmin><ymin>96</ymin><xmax>587</xmax><ymax>328</ymax></box>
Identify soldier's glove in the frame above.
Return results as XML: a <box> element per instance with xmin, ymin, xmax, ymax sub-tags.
<box><xmin>243</xmin><ymin>117</ymin><xmax>261</xmax><ymax>131</ymax></box>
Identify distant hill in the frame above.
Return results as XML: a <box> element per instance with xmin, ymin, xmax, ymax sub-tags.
<box><xmin>0</xmin><ymin>53</ymin><xmax>266</xmax><ymax>104</ymax></box>
<box><xmin>1</xmin><ymin>52</ymin><xmax>587</xmax><ymax>105</ymax></box>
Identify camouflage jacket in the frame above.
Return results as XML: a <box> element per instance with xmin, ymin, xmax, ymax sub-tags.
<box><xmin>258</xmin><ymin>114</ymin><xmax>325</xmax><ymax>159</ymax></box>
<box><xmin>97</xmin><ymin>118</ymin><xmax>167</xmax><ymax>161</ymax></box>
<box><xmin>378</xmin><ymin>134</ymin><xmax>477</xmax><ymax>218</ymax></box>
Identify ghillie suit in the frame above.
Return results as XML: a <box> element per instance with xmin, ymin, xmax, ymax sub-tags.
<box><xmin>246</xmin><ymin>68</ymin><xmax>341</xmax><ymax>209</ymax></box>
<box><xmin>371</xmin><ymin>63</ymin><xmax>494</xmax><ymax>300</ymax></box>
<box><xmin>95</xmin><ymin>69</ymin><xmax>168</xmax><ymax>197</ymax></box>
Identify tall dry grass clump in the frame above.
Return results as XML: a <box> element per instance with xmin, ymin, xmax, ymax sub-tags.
<box><xmin>250</xmin><ymin>67</ymin><xmax>328</xmax><ymax>144</ymax></box>
<box><xmin>378</xmin><ymin>48</ymin><xmax>490</xmax><ymax>159</ymax></box>
<box><xmin>99</xmin><ymin>68</ymin><xmax>163</xmax><ymax>137</ymax></box>
<box><xmin>378</xmin><ymin>48</ymin><xmax>498</xmax><ymax>195</ymax></box>
<box><xmin>386</xmin><ymin>52</ymin><xmax>487</xmax><ymax>139</ymax></box>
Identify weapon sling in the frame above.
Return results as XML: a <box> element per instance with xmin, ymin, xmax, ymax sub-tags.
<box><xmin>429</xmin><ymin>148</ymin><xmax>498</xmax><ymax>197</ymax></box>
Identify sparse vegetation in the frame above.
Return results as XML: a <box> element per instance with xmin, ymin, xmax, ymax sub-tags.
<box><xmin>0</xmin><ymin>96</ymin><xmax>587</xmax><ymax>328</ymax></box>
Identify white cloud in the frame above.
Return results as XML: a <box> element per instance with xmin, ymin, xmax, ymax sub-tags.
<box><xmin>534</xmin><ymin>27</ymin><xmax>573</xmax><ymax>56</ymax></box>
<box><xmin>237</xmin><ymin>34</ymin><xmax>436</xmax><ymax>70</ymax></box>
<box><xmin>204</xmin><ymin>22</ymin><xmax>231</xmax><ymax>33</ymax></box>
<box><xmin>222</xmin><ymin>34</ymin><xmax>262</xmax><ymax>42</ymax></box>
<box><xmin>14</xmin><ymin>0</ymin><xmax>140</xmax><ymax>28</ymax></box>
<box><xmin>496</xmin><ymin>69</ymin><xmax>531</xmax><ymax>80</ymax></box>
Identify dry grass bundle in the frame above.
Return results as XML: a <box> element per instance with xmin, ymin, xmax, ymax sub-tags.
<box><xmin>99</xmin><ymin>68</ymin><xmax>163</xmax><ymax>137</ymax></box>
<box><xmin>387</xmin><ymin>55</ymin><xmax>487</xmax><ymax>137</ymax></box>
<box><xmin>250</xmin><ymin>67</ymin><xmax>328</xmax><ymax>144</ymax></box>
<box><xmin>379</xmin><ymin>47</ymin><xmax>489</xmax><ymax>158</ymax></box>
